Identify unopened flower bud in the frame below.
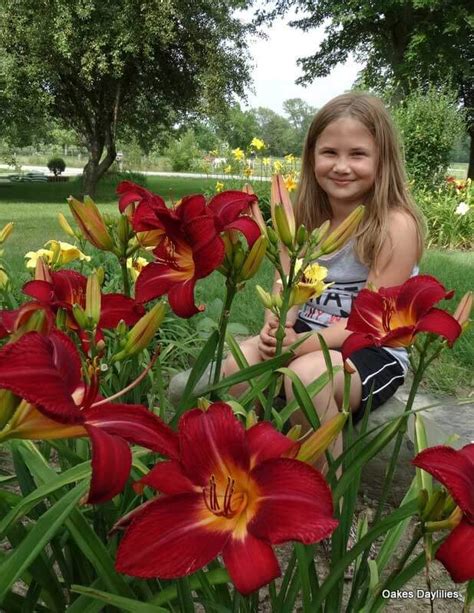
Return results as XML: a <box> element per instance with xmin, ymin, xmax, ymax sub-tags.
<box><xmin>72</xmin><ymin>304</ymin><xmax>88</xmax><ymax>330</ymax></box>
<box><xmin>286</xmin><ymin>424</ymin><xmax>302</xmax><ymax>441</ymax></box>
<box><xmin>118</xmin><ymin>214</ymin><xmax>131</xmax><ymax>247</ymax></box>
<box><xmin>112</xmin><ymin>302</ymin><xmax>166</xmax><ymax>361</ymax></box>
<box><xmin>57</xmin><ymin>213</ymin><xmax>76</xmax><ymax>237</ymax></box>
<box><xmin>266</xmin><ymin>227</ymin><xmax>279</xmax><ymax>246</ymax></box>
<box><xmin>320</xmin><ymin>205</ymin><xmax>364</xmax><ymax>254</ymax></box>
<box><xmin>245</xmin><ymin>410</ymin><xmax>258</xmax><ymax>429</ymax></box>
<box><xmin>297</xmin><ymin>412</ymin><xmax>348</xmax><ymax>464</ymax></box>
<box><xmin>197</xmin><ymin>397</ymin><xmax>212</xmax><ymax>411</ymax></box>
<box><xmin>256</xmin><ymin>285</ymin><xmax>273</xmax><ymax>309</ymax></box>
<box><xmin>239</xmin><ymin>236</ymin><xmax>267</xmax><ymax>281</ymax></box>
<box><xmin>68</xmin><ymin>195</ymin><xmax>114</xmax><ymax>251</ymax></box>
<box><xmin>453</xmin><ymin>292</ymin><xmax>472</xmax><ymax>330</ymax></box>
<box><xmin>0</xmin><ymin>222</ymin><xmax>14</xmax><ymax>243</ymax></box>
<box><xmin>274</xmin><ymin>204</ymin><xmax>295</xmax><ymax>248</ymax></box>
<box><xmin>296</xmin><ymin>224</ymin><xmax>308</xmax><ymax>248</ymax></box>
<box><xmin>85</xmin><ymin>273</ymin><xmax>101</xmax><ymax>326</ymax></box>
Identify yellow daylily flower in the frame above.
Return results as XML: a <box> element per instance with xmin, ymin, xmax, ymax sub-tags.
<box><xmin>284</xmin><ymin>153</ymin><xmax>295</xmax><ymax>164</ymax></box>
<box><xmin>25</xmin><ymin>241</ymin><xmax>90</xmax><ymax>269</ymax></box>
<box><xmin>273</xmin><ymin>160</ymin><xmax>283</xmax><ymax>173</ymax></box>
<box><xmin>243</xmin><ymin>166</ymin><xmax>254</xmax><ymax>178</ymax></box>
<box><xmin>290</xmin><ymin>261</ymin><xmax>331</xmax><ymax>306</ymax></box>
<box><xmin>232</xmin><ymin>147</ymin><xmax>245</xmax><ymax>161</ymax></box>
<box><xmin>283</xmin><ymin>173</ymin><xmax>298</xmax><ymax>193</ymax></box>
<box><xmin>250</xmin><ymin>137</ymin><xmax>265</xmax><ymax>151</ymax></box>
<box><xmin>127</xmin><ymin>256</ymin><xmax>149</xmax><ymax>281</ymax></box>
<box><xmin>215</xmin><ymin>181</ymin><xmax>225</xmax><ymax>193</ymax></box>
<box><xmin>224</xmin><ymin>165</ymin><xmax>232</xmax><ymax>174</ymax></box>
<box><xmin>262</xmin><ymin>157</ymin><xmax>271</xmax><ymax>166</ymax></box>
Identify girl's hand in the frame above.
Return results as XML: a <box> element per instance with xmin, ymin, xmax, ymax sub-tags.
<box><xmin>258</xmin><ymin>319</ymin><xmax>297</xmax><ymax>359</ymax></box>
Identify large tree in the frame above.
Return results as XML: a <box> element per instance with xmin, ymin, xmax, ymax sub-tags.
<box><xmin>259</xmin><ymin>0</ymin><xmax>474</xmax><ymax>177</ymax></box>
<box><xmin>0</xmin><ymin>0</ymin><xmax>255</xmax><ymax>195</ymax></box>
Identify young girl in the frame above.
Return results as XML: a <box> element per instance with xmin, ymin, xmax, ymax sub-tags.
<box><xmin>223</xmin><ymin>92</ymin><xmax>424</xmax><ymax>443</ymax></box>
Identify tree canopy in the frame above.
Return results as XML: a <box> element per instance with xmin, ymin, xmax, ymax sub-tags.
<box><xmin>0</xmin><ymin>0</ymin><xmax>255</xmax><ymax>194</ymax></box>
<box><xmin>259</xmin><ymin>0</ymin><xmax>474</xmax><ymax>176</ymax></box>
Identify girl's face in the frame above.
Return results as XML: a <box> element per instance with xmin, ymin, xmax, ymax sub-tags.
<box><xmin>314</xmin><ymin>117</ymin><xmax>378</xmax><ymax>211</ymax></box>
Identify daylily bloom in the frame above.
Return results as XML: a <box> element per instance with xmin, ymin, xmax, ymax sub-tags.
<box><xmin>341</xmin><ymin>275</ymin><xmax>462</xmax><ymax>360</ymax></box>
<box><xmin>232</xmin><ymin>147</ymin><xmax>245</xmax><ymax>161</ymax></box>
<box><xmin>413</xmin><ymin>444</ymin><xmax>474</xmax><ymax>583</ymax></box>
<box><xmin>290</xmin><ymin>261</ymin><xmax>331</xmax><ymax>306</ymax></box>
<box><xmin>250</xmin><ymin>137</ymin><xmax>265</xmax><ymax>151</ymax></box>
<box><xmin>115</xmin><ymin>403</ymin><xmax>338</xmax><ymax>594</ymax></box>
<box><xmin>273</xmin><ymin>160</ymin><xmax>283</xmax><ymax>173</ymax></box>
<box><xmin>133</xmin><ymin>189</ymin><xmax>260</xmax><ymax>317</ymax></box>
<box><xmin>0</xmin><ymin>330</ymin><xmax>179</xmax><ymax>503</ymax></box>
<box><xmin>283</xmin><ymin>173</ymin><xmax>298</xmax><ymax>193</ymax></box>
<box><xmin>0</xmin><ymin>267</ymin><xmax>144</xmax><ymax>342</ymax></box>
<box><xmin>25</xmin><ymin>241</ymin><xmax>91</xmax><ymax>269</ymax></box>
<box><xmin>127</xmin><ymin>256</ymin><xmax>149</xmax><ymax>281</ymax></box>
<box><xmin>224</xmin><ymin>165</ymin><xmax>232</xmax><ymax>174</ymax></box>
<box><xmin>215</xmin><ymin>181</ymin><xmax>225</xmax><ymax>193</ymax></box>
<box><xmin>454</xmin><ymin>201</ymin><xmax>469</xmax><ymax>216</ymax></box>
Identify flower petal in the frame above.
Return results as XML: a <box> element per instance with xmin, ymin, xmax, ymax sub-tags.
<box><xmin>179</xmin><ymin>404</ymin><xmax>249</xmax><ymax>486</ymax></box>
<box><xmin>249</xmin><ymin>458</ymin><xmax>338</xmax><ymax>544</ymax></box>
<box><xmin>246</xmin><ymin>422</ymin><xmax>299</xmax><ymax>467</ymax></box>
<box><xmin>415</xmin><ymin>309</ymin><xmax>461</xmax><ymax>345</ymax></box>
<box><xmin>51</xmin><ymin>270</ymin><xmax>87</xmax><ymax>305</ymax></box>
<box><xmin>22</xmin><ymin>280</ymin><xmax>55</xmax><ymax>303</ymax></box>
<box><xmin>85</xmin><ymin>403</ymin><xmax>180</xmax><ymax>459</ymax></box>
<box><xmin>167</xmin><ymin>278</ymin><xmax>202</xmax><ymax>318</ymax></box>
<box><xmin>0</xmin><ymin>331</ymin><xmax>83</xmax><ymax>423</ymax></box>
<box><xmin>395</xmin><ymin>275</ymin><xmax>453</xmax><ymax>320</ymax></box>
<box><xmin>100</xmin><ymin>294</ymin><xmax>145</xmax><ymax>329</ymax></box>
<box><xmin>115</xmin><ymin>493</ymin><xmax>230</xmax><ymax>578</ymax></box>
<box><xmin>224</xmin><ymin>217</ymin><xmax>261</xmax><ymax>248</ymax></box>
<box><xmin>134</xmin><ymin>262</ymin><xmax>184</xmax><ymax>304</ymax></box>
<box><xmin>435</xmin><ymin>519</ymin><xmax>474</xmax><ymax>583</ymax></box>
<box><xmin>341</xmin><ymin>333</ymin><xmax>378</xmax><ymax>361</ymax></box>
<box><xmin>86</xmin><ymin>425</ymin><xmax>132</xmax><ymax>504</ymax></box>
<box><xmin>133</xmin><ymin>460</ymin><xmax>196</xmax><ymax>495</ymax></box>
<box><xmin>222</xmin><ymin>533</ymin><xmax>280</xmax><ymax>595</ymax></box>
<box><xmin>412</xmin><ymin>445</ymin><xmax>474</xmax><ymax>520</ymax></box>
<box><xmin>346</xmin><ymin>289</ymin><xmax>385</xmax><ymax>336</ymax></box>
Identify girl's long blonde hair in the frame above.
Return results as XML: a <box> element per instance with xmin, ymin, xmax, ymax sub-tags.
<box><xmin>295</xmin><ymin>92</ymin><xmax>424</xmax><ymax>268</ymax></box>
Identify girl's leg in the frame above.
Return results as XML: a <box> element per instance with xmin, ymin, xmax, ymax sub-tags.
<box><xmin>284</xmin><ymin>349</ymin><xmax>362</xmax><ymax>468</ymax></box>
<box><xmin>221</xmin><ymin>335</ymin><xmax>263</xmax><ymax>397</ymax></box>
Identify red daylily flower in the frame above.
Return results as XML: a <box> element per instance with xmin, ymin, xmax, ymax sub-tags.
<box><xmin>413</xmin><ymin>444</ymin><xmax>474</xmax><ymax>583</ymax></box>
<box><xmin>341</xmin><ymin>275</ymin><xmax>462</xmax><ymax>360</ymax></box>
<box><xmin>116</xmin><ymin>181</ymin><xmax>166</xmax><ymax>247</ymax></box>
<box><xmin>0</xmin><ymin>331</ymin><xmax>178</xmax><ymax>503</ymax></box>
<box><xmin>115</xmin><ymin>403</ymin><xmax>338</xmax><ymax>594</ymax></box>
<box><xmin>207</xmin><ymin>190</ymin><xmax>260</xmax><ymax>248</ymax></box>
<box><xmin>0</xmin><ymin>268</ymin><xmax>144</xmax><ymax>342</ymax></box>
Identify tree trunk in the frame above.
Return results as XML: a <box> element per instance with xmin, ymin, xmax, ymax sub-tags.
<box><xmin>81</xmin><ymin>137</ymin><xmax>116</xmax><ymax>199</ymax></box>
<box><xmin>468</xmin><ymin>128</ymin><xmax>474</xmax><ymax>180</ymax></box>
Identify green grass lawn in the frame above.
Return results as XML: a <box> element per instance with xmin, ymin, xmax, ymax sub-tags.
<box><xmin>0</xmin><ymin>177</ymin><xmax>471</xmax><ymax>396</ymax></box>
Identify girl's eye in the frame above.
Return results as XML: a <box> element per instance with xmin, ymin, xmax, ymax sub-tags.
<box><xmin>352</xmin><ymin>151</ymin><xmax>367</xmax><ymax>157</ymax></box>
<box><xmin>321</xmin><ymin>150</ymin><xmax>336</xmax><ymax>156</ymax></box>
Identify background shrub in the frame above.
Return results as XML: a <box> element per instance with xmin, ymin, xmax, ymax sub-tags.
<box><xmin>165</xmin><ymin>129</ymin><xmax>203</xmax><ymax>172</ymax></box>
<box><xmin>393</xmin><ymin>86</ymin><xmax>465</xmax><ymax>187</ymax></box>
<box><xmin>47</xmin><ymin>156</ymin><xmax>66</xmax><ymax>176</ymax></box>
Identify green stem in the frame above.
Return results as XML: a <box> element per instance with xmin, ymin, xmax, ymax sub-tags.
<box><xmin>119</xmin><ymin>257</ymin><xmax>130</xmax><ymax>297</ymax></box>
<box><xmin>212</xmin><ymin>279</ymin><xmax>238</xmax><ymax>393</ymax></box>
<box><xmin>263</xmin><ymin>257</ymin><xmax>296</xmax><ymax>420</ymax></box>
<box><xmin>349</xmin><ymin>348</ymin><xmax>428</xmax><ymax>610</ymax></box>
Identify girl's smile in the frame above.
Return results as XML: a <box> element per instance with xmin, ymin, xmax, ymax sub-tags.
<box><xmin>314</xmin><ymin>117</ymin><xmax>378</xmax><ymax>211</ymax></box>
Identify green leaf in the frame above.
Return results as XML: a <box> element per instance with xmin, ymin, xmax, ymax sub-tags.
<box><xmin>375</xmin><ymin>477</ymin><xmax>418</xmax><ymax>574</ymax></box>
<box><xmin>278</xmin><ymin>369</ymin><xmax>341</xmax><ymax>424</ymax></box>
<box><xmin>0</xmin><ymin>481</ymin><xmax>88</xmax><ymax>604</ymax></box>
<box><xmin>312</xmin><ymin>500</ymin><xmax>419</xmax><ymax>611</ymax></box>
<box><xmin>72</xmin><ymin>586</ymin><xmax>168</xmax><ymax>612</ymax></box>
<box><xmin>333</xmin><ymin>416</ymin><xmax>405</xmax><ymax>502</ymax></box>
<box><xmin>175</xmin><ymin>329</ymin><xmax>219</xmax><ymax>419</ymax></box>
<box><xmin>0</xmin><ymin>460</ymin><xmax>91</xmax><ymax>538</ymax></box>
<box><xmin>151</xmin><ymin>568</ymin><xmax>230</xmax><ymax>606</ymax></box>
<box><xmin>277</xmin><ymin>368</ymin><xmax>321</xmax><ymax>429</ymax></box>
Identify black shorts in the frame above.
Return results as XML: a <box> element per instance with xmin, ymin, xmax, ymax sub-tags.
<box><xmin>294</xmin><ymin>319</ymin><xmax>405</xmax><ymax>422</ymax></box>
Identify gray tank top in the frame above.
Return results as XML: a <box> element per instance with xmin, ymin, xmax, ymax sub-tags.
<box><xmin>297</xmin><ymin>239</ymin><xmax>415</xmax><ymax>372</ymax></box>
